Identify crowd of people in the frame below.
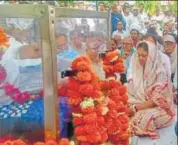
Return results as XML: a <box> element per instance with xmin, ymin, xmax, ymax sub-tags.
<box><xmin>107</xmin><ymin>2</ymin><xmax>177</xmax><ymax>139</ymax></box>
<box><xmin>0</xmin><ymin>1</ymin><xmax>177</xmax><ymax>143</ymax></box>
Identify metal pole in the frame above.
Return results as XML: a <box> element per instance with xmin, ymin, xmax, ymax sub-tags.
<box><xmin>96</xmin><ymin>0</ymin><xmax>98</xmax><ymax>11</ymax></box>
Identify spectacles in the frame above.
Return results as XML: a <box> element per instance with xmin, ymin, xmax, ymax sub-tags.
<box><xmin>164</xmin><ymin>41</ymin><xmax>174</xmax><ymax>46</ymax></box>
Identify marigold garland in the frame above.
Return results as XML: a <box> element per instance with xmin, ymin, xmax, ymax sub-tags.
<box><xmin>100</xmin><ymin>50</ymin><xmax>131</xmax><ymax>145</ymax></box>
<box><xmin>2</xmin><ymin>138</ymin><xmax>70</xmax><ymax>145</ymax></box>
<box><xmin>0</xmin><ymin>27</ymin><xmax>9</xmax><ymax>48</ymax></box>
<box><xmin>66</xmin><ymin>56</ymin><xmax>108</xmax><ymax>144</ymax></box>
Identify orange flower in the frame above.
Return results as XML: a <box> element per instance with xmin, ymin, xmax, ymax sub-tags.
<box><xmin>83</xmin><ymin>112</ymin><xmax>97</xmax><ymax>124</ymax></box>
<box><xmin>103</xmin><ymin>65</ymin><xmax>113</xmax><ymax>73</ymax></box>
<box><xmin>86</xmin><ymin>131</ymin><xmax>101</xmax><ymax>143</ymax></box>
<box><xmin>105</xmin><ymin>50</ymin><xmax>120</xmax><ymax>62</ymax></box>
<box><xmin>75</xmin><ymin>125</ymin><xmax>86</xmax><ymax>136</ymax></box>
<box><xmin>100</xmin><ymin>132</ymin><xmax>108</xmax><ymax>142</ymax></box>
<box><xmin>114</xmin><ymin>63</ymin><xmax>125</xmax><ymax>73</ymax></box>
<box><xmin>67</xmin><ymin>78</ymin><xmax>80</xmax><ymax>91</ymax></box>
<box><xmin>13</xmin><ymin>139</ymin><xmax>26</xmax><ymax>145</ymax></box>
<box><xmin>67</xmin><ymin>90</ymin><xmax>81</xmax><ymax>98</ymax></box>
<box><xmin>3</xmin><ymin>140</ymin><xmax>13</xmax><ymax>145</ymax></box>
<box><xmin>67</xmin><ymin>90</ymin><xmax>82</xmax><ymax>105</ymax></box>
<box><xmin>76</xmin><ymin>71</ymin><xmax>91</xmax><ymax>82</ymax></box>
<box><xmin>0</xmin><ymin>27</ymin><xmax>9</xmax><ymax>48</ymax></box>
<box><xmin>79</xmin><ymin>83</ymin><xmax>93</xmax><ymax>96</ymax></box>
<box><xmin>68</xmin><ymin>97</ymin><xmax>82</xmax><ymax>105</ymax></box>
<box><xmin>46</xmin><ymin>140</ymin><xmax>58</xmax><ymax>145</ymax></box>
<box><xmin>118</xmin><ymin>86</ymin><xmax>127</xmax><ymax>95</ymax></box>
<box><xmin>71</xmin><ymin>56</ymin><xmax>91</xmax><ymax>70</ymax></box>
<box><xmin>59</xmin><ymin>138</ymin><xmax>69</xmax><ymax>145</ymax></box>
<box><xmin>108</xmin><ymin>88</ymin><xmax>120</xmax><ymax>97</ymax></box>
<box><xmin>81</xmin><ymin>106</ymin><xmax>95</xmax><ymax>114</ymax></box>
<box><xmin>91</xmin><ymin>90</ymin><xmax>102</xmax><ymax>99</ymax></box>
<box><xmin>84</xmin><ymin>125</ymin><xmax>98</xmax><ymax>134</ymax></box>
<box><xmin>73</xmin><ymin>117</ymin><xmax>83</xmax><ymax>125</ymax></box>
<box><xmin>34</xmin><ymin>142</ymin><xmax>45</xmax><ymax>145</ymax></box>
<box><xmin>76</xmin><ymin>136</ymin><xmax>87</xmax><ymax>142</ymax></box>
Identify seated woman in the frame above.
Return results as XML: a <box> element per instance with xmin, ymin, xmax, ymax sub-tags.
<box><xmin>144</xmin><ymin>33</ymin><xmax>171</xmax><ymax>77</ymax></box>
<box><xmin>127</xmin><ymin>41</ymin><xmax>175</xmax><ymax>139</ymax></box>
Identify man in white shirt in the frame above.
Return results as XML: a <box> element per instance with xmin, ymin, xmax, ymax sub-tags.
<box><xmin>151</xmin><ymin>8</ymin><xmax>164</xmax><ymax>24</ymax></box>
<box><xmin>122</xmin><ymin>4</ymin><xmax>132</xmax><ymax>34</ymax></box>
<box><xmin>138</xmin><ymin>3</ymin><xmax>149</xmax><ymax>23</ymax></box>
<box><xmin>130</xmin><ymin>7</ymin><xmax>143</xmax><ymax>29</ymax></box>
<box><xmin>112</xmin><ymin>21</ymin><xmax>127</xmax><ymax>39</ymax></box>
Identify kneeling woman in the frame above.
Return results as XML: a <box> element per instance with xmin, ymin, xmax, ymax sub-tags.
<box><xmin>127</xmin><ymin>41</ymin><xmax>175</xmax><ymax>139</ymax></box>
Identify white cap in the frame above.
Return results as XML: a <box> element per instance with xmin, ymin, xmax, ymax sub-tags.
<box><xmin>163</xmin><ymin>34</ymin><xmax>176</xmax><ymax>42</ymax></box>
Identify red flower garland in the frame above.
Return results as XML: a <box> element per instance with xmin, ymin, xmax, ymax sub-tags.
<box><xmin>0</xmin><ymin>27</ymin><xmax>9</xmax><ymax>48</ymax></box>
<box><xmin>67</xmin><ymin>56</ymin><xmax>108</xmax><ymax>144</ymax></box>
<box><xmin>2</xmin><ymin>138</ymin><xmax>70</xmax><ymax>145</ymax></box>
<box><xmin>101</xmin><ymin>50</ymin><xmax>130</xmax><ymax>145</ymax></box>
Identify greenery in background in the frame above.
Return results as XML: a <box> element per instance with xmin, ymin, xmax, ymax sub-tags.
<box><xmin>57</xmin><ymin>1</ymin><xmax>177</xmax><ymax>14</ymax></box>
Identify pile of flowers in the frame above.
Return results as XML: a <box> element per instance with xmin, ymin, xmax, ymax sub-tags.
<box><xmin>66</xmin><ymin>56</ymin><xmax>108</xmax><ymax>144</ymax></box>
<box><xmin>0</xmin><ymin>27</ymin><xmax>9</xmax><ymax>59</ymax></box>
<box><xmin>2</xmin><ymin>138</ymin><xmax>71</xmax><ymax>145</ymax></box>
<box><xmin>100</xmin><ymin>50</ymin><xmax>130</xmax><ymax>145</ymax></box>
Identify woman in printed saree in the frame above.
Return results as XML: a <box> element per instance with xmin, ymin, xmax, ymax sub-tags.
<box><xmin>127</xmin><ymin>41</ymin><xmax>175</xmax><ymax>139</ymax></box>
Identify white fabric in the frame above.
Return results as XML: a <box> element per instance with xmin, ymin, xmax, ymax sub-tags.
<box><xmin>6</xmin><ymin>18</ymin><xmax>34</xmax><ymax>30</ymax></box>
<box><xmin>122</xmin><ymin>12</ymin><xmax>133</xmax><ymax>33</ymax></box>
<box><xmin>162</xmin><ymin>45</ymin><xmax>178</xmax><ymax>75</ymax></box>
<box><xmin>160</xmin><ymin>52</ymin><xmax>172</xmax><ymax>77</ymax></box>
<box><xmin>130</xmin><ymin>23</ymin><xmax>142</xmax><ymax>33</ymax></box>
<box><xmin>151</xmin><ymin>14</ymin><xmax>164</xmax><ymax>22</ymax></box>
<box><xmin>112</xmin><ymin>30</ymin><xmax>127</xmax><ymax>39</ymax></box>
<box><xmin>129</xmin><ymin>15</ymin><xmax>143</xmax><ymax>31</ymax></box>
<box><xmin>0</xmin><ymin>36</ymin><xmax>25</xmax><ymax>66</ymax></box>
<box><xmin>164</xmin><ymin>34</ymin><xmax>176</xmax><ymax>43</ymax></box>
<box><xmin>173</xmin><ymin>68</ymin><xmax>177</xmax><ymax>94</ymax></box>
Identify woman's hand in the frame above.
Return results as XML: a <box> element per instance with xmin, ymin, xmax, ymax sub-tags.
<box><xmin>128</xmin><ymin>107</ymin><xmax>135</xmax><ymax>117</ymax></box>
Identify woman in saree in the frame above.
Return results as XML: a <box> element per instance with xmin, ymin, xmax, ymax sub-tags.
<box><xmin>127</xmin><ymin>41</ymin><xmax>175</xmax><ymax>139</ymax></box>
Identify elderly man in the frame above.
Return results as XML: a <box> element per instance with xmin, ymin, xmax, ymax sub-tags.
<box><xmin>163</xmin><ymin>34</ymin><xmax>177</xmax><ymax>82</ymax></box>
<box><xmin>129</xmin><ymin>23</ymin><xmax>141</xmax><ymax>48</ymax></box>
<box><xmin>163</xmin><ymin>19</ymin><xmax>177</xmax><ymax>36</ymax></box>
<box><xmin>112</xmin><ymin>21</ymin><xmax>127</xmax><ymax>39</ymax></box>
<box><xmin>118</xmin><ymin>36</ymin><xmax>136</xmax><ymax>84</ymax></box>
